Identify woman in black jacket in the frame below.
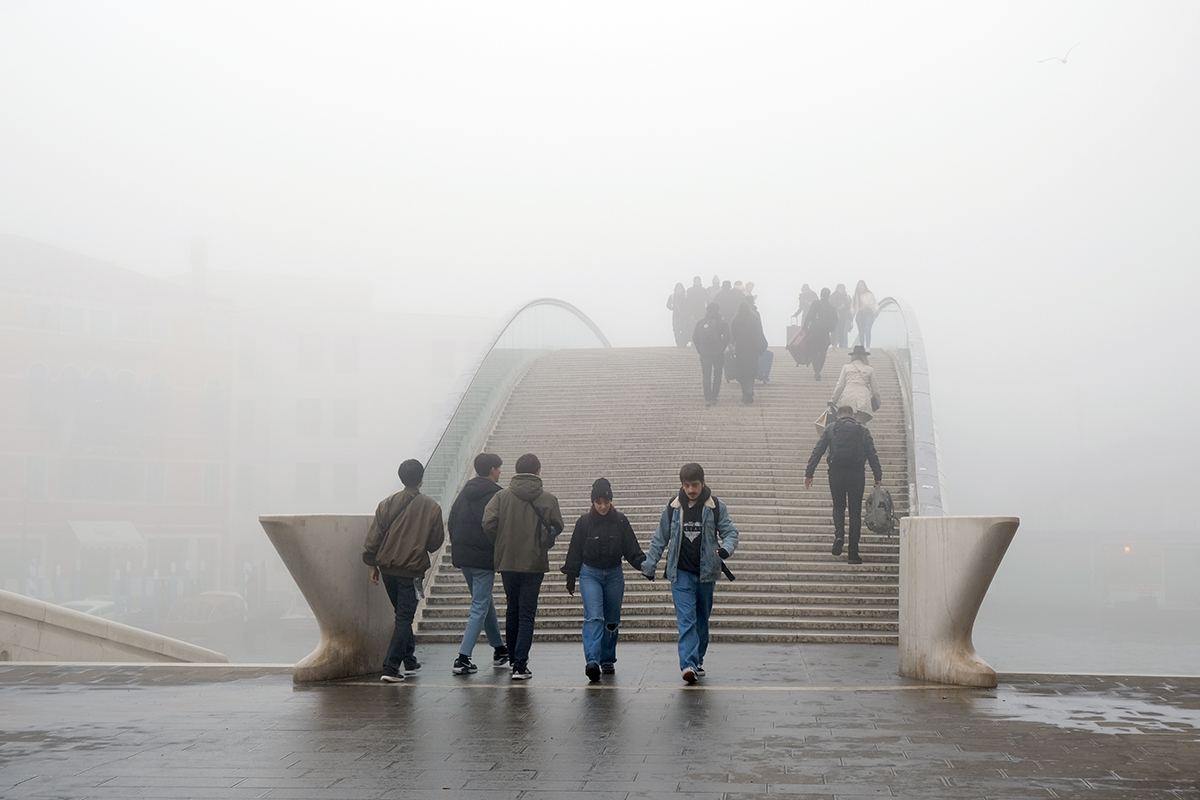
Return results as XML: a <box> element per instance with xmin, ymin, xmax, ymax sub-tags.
<box><xmin>562</xmin><ymin>478</ymin><xmax>646</xmax><ymax>682</ymax></box>
<box><xmin>730</xmin><ymin>301</ymin><xmax>768</xmax><ymax>404</ymax></box>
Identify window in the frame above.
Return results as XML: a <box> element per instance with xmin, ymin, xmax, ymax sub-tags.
<box><xmin>202</xmin><ymin>378</ymin><xmax>229</xmax><ymax>437</ymax></box>
<box><xmin>113</xmin><ymin>371</ymin><xmax>140</xmax><ymax>431</ymax></box>
<box><xmin>146</xmin><ymin>462</ymin><xmax>165</xmax><ymax>503</ymax></box>
<box><xmin>90</xmin><ymin>309</ymin><xmax>112</xmax><ymax>337</ymax></box>
<box><xmin>296</xmin><ymin>398</ymin><xmax>321</xmax><ymax>437</ymax></box>
<box><xmin>203</xmin><ymin>464</ymin><xmax>222</xmax><ymax>504</ymax></box>
<box><xmin>297</xmin><ymin>333</ymin><xmax>321</xmax><ymax>372</ymax></box>
<box><xmin>236</xmin><ymin>399</ymin><xmax>255</xmax><ymax>445</ymax></box>
<box><xmin>145</xmin><ymin>374</ymin><xmax>171</xmax><ymax>432</ymax></box>
<box><xmin>238</xmin><ymin>334</ymin><xmax>257</xmax><ymax>380</ymax></box>
<box><xmin>331</xmin><ymin>464</ymin><xmax>357</xmax><ymax>505</ymax></box>
<box><xmin>236</xmin><ymin>465</ymin><xmax>256</xmax><ymax>513</ymax></box>
<box><xmin>296</xmin><ymin>463</ymin><xmax>320</xmax><ymax>502</ymax></box>
<box><xmin>23</xmin><ymin>303</ymin><xmax>56</xmax><ymax>329</ymax></box>
<box><xmin>84</xmin><ymin>368</ymin><xmax>113</xmax><ymax>444</ymax></box>
<box><xmin>334</xmin><ymin>335</ymin><xmax>359</xmax><ymax>374</ymax></box>
<box><xmin>25</xmin><ymin>455</ymin><xmax>47</xmax><ymax>500</ymax></box>
<box><xmin>26</xmin><ymin>364</ymin><xmax>53</xmax><ymax>426</ymax></box>
<box><xmin>114</xmin><ymin>460</ymin><xmax>143</xmax><ymax>502</ymax></box>
<box><xmin>116</xmin><ymin>312</ymin><xmax>141</xmax><ymax>338</ymax></box>
<box><xmin>333</xmin><ymin>399</ymin><xmax>358</xmax><ymax>438</ymax></box>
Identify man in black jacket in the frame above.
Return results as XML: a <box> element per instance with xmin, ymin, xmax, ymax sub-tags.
<box><xmin>804</xmin><ymin>407</ymin><xmax>883</xmax><ymax>565</ymax></box>
<box><xmin>446</xmin><ymin>453</ymin><xmax>510</xmax><ymax>674</ymax></box>
<box><xmin>693</xmin><ymin>303</ymin><xmax>731</xmax><ymax>405</ymax></box>
<box><xmin>801</xmin><ymin>287</ymin><xmax>839</xmax><ymax>381</ymax></box>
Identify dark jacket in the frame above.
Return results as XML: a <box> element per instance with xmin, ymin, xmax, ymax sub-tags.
<box><xmin>362</xmin><ymin>487</ymin><xmax>445</xmax><ymax>578</ymax></box>
<box><xmin>561</xmin><ymin>508</ymin><xmax>646</xmax><ymax>577</ymax></box>
<box><xmin>730</xmin><ymin>305</ymin><xmax>768</xmax><ymax>382</ymax></box>
<box><xmin>803</xmin><ymin>298</ymin><xmax>838</xmax><ymax>336</ymax></box>
<box><xmin>447</xmin><ymin>476</ymin><xmax>503</xmax><ymax>570</ymax></box>
<box><xmin>805</xmin><ymin>415</ymin><xmax>883</xmax><ymax>481</ymax></box>
<box><xmin>482</xmin><ymin>473</ymin><xmax>565</xmax><ymax>573</ymax></box>
<box><xmin>692</xmin><ymin>308</ymin><xmax>731</xmax><ymax>356</ymax></box>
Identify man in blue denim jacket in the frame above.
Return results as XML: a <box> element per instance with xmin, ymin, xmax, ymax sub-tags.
<box><xmin>641</xmin><ymin>463</ymin><xmax>740</xmax><ymax>683</ymax></box>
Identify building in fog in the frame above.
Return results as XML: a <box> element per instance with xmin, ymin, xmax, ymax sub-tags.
<box><xmin>0</xmin><ymin>235</ymin><xmax>493</xmax><ymax>625</ymax></box>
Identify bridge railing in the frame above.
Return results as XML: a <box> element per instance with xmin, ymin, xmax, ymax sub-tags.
<box><xmin>413</xmin><ymin>298</ymin><xmax>612</xmax><ymax>519</ymax></box>
<box><xmin>870</xmin><ymin>297</ymin><xmax>946</xmax><ymax>517</ymax></box>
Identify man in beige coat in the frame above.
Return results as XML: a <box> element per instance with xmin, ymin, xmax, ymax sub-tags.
<box><xmin>362</xmin><ymin>459</ymin><xmax>445</xmax><ymax>682</ymax></box>
<box><xmin>482</xmin><ymin>453</ymin><xmax>564</xmax><ymax>680</ymax></box>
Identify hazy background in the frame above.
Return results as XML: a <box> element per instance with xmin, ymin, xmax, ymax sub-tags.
<box><xmin>3</xmin><ymin>2</ymin><xmax>1198</xmax><ymax>668</ymax></box>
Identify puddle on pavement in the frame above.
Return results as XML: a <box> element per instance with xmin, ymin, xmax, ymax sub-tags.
<box><xmin>977</xmin><ymin>686</ymin><xmax>1200</xmax><ymax>738</ymax></box>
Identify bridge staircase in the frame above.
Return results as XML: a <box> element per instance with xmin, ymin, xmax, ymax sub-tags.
<box><xmin>418</xmin><ymin>346</ymin><xmax>907</xmax><ymax>645</ymax></box>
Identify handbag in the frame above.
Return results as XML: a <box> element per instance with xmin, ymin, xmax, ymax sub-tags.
<box><xmin>871</xmin><ymin>395</ymin><xmax>882</xmax><ymax>412</ymax></box>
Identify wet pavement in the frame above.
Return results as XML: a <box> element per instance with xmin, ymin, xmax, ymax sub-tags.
<box><xmin>1</xmin><ymin>643</ymin><xmax>1198</xmax><ymax>799</ymax></box>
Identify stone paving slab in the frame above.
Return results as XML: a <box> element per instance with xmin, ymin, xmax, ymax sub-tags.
<box><xmin>1</xmin><ymin>643</ymin><xmax>1198</xmax><ymax>799</ymax></box>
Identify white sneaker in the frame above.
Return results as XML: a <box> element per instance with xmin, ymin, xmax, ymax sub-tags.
<box><xmin>682</xmin><ymin>667</ymin><xmax>697</xmax><ymax>684</ymax></box>
<box><xmin>380</xmin><ymin>673</ymin><xmax>404</xmax><ymax>683</ymax></box>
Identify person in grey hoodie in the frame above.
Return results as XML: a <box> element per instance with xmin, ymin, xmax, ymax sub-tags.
<box><xmin>482</xmin><ymin>453</ymin><xmax>565</xmax><ymax>680</ymax></box>
<box><xmin>446</xmin><ymin>452</ymin><xmax>509</xmax><ymax>675</ymax></box>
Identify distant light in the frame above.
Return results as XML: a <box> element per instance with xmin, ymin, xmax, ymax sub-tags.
<box><xmin>1124</xmin><ymin>546</ymin><xmax>1131</xmax><ymax>552</ymax></box>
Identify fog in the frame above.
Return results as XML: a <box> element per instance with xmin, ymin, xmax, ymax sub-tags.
<box><xmin>2</xmin><ymin>2</ymin><xmax>1198</xmax><ymax>669</ymax></box>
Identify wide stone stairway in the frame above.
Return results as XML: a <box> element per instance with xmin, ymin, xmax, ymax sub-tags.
<box><xmin>418</xmin><ymin>346</ymin><xmax>907</xmax><ymax>645</ymax></box>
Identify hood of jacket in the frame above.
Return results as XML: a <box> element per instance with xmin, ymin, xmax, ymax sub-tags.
<box><xmin>461</xmin><ymin>475</ymin><xmax>503</xmax><ymax>503</ymax></box>
<box><xmin>508</xmin><ymin>473</ymin><xmax>544</xmax><ymax>502</ymax></box>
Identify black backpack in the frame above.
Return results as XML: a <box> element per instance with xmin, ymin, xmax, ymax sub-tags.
<box><xmin>828</xmin><ymin>417</ymin><xmax>868</xmax><ymax>468</ymax></box>
<box><xmin>694</xmin><ymin>319</ymin><xmax>725</xmax><ymax>352</ymax></box>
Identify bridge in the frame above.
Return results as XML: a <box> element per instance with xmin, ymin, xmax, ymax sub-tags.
<box><xmin>261</xmin><ymin>298</ymin><xmax>1016</xmax><ymax>686</ymax></box>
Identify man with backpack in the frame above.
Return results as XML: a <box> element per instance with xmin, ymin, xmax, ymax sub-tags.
<box><xmin>641</xmin><ymin>463</ymin><xmax>740</xmax><ymax>684</ymax></box>
<box><xmin>692</xmin><ymin>302</ymin><xmax>731</xmax><ymax>405</ymax></box>
<box><xmin>482</xmin><ymin>453</ymin><xmax>564</xmax><ymax>680</ymax></box>
<box><xmin>804</xmin><ymin>407</ymin><xmax>883</xmax><ymax>565</ymax></box>
<box><xmin>362</xmin><ymin>459</ymin><xmax>446</xmax><ymax>682</ymax></box>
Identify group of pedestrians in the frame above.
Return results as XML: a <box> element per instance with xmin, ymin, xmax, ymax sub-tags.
<box><xmin>684</xmin><ymin>280</ymin><xmax>769</xmax><ymax>406</ymax></box>
<box><xmin>792</xmin><ymin>280</ymin><xmax>880</xmax><ymax>380</ymax></box>
<box><xmin>363</xmin><ymin>455</ymin><xmax>741</xmax><ymax>686</ymax></box>
<box><xmin>667</xmin><ymin>275</ymin><xmax>758</xmax><ymax>350</ymax></box>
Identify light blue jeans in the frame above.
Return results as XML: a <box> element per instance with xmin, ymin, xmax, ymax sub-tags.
<box><xmin>458</xmin><ymin>567</ymin><xmax>504</xmax><ymax>657</ymax></box>
<box><xmin>670</xmin><ymin>570</ymin><xmax>714</xmax><ymax>671</ymax></box>
<box><xmin>579</xmin><ymin>564</ymin><xmax>624</xmax><ymax>666</ymax></box>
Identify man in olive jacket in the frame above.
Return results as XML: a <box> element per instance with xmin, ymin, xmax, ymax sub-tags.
<box><xmin>481</xmin><ymin>453</ymin><xmax>564</xmax><ymax>680</ymax></box>
<box><xmin>362</xmin><ymin>459</ymin><xmax>445</xmax><ymax>682</ymax></box>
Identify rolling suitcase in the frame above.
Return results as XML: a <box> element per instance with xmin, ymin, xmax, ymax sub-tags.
<box><xmin>757</xmin><ymin>349</ymin><xmax>774</xmax><ymax>382</ymax></box>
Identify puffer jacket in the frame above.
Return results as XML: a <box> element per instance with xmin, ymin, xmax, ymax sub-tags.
<box><xmin>362</xmin><ymin>487</ymin><xmax>445</xmax><ymax>578</ymax></box>
<box><xmin>447</xmin><ymin>476</ymin><xmax>504</xmax><ymax>570</ymax></box>
<box><xmin>641</xmin><ymin>490</ymin><xmax>739</xmax><ymax>583</ymax></box>
<box><xmin>482</xmin><ymin>473</ymin><xmax>565</xmax><ymax>574</ymax></box>
<box><xmin>561</xmin><ymin>508</ymin><xmax>646</xmax><ymax>577</ymax></box>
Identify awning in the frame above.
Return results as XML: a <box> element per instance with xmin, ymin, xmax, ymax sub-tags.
<box><xmin>67</xmin><ymin>521</ymin><xmax>145</xmax><ymax>549</ymax></box>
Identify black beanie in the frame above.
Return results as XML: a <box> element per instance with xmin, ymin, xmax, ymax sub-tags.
<box><xmin>591</xmin><ymin>478</ymin><xmax>613</xmax><ymax>502</ymax></box>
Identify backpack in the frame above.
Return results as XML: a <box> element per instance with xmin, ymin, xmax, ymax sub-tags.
<box><xmin>864</xmin><ymin>486</ymin><xmax>897</xmax><ymax>536</ymax></box>
<box><xmin>694</xmin><ymin>319</ymin><xmax>725</xmax><ymax>353</ymax></box>
<box><xmin>828</xmin><ymin>417</ymin><xmax>868</xmax><ymax>468</ymax></box>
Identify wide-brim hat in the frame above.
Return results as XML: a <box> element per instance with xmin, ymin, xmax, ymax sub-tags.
<box><xmin>848</xmin><ymin>344</ymin><xmax>870</xmax><ymax>357</ymax></box>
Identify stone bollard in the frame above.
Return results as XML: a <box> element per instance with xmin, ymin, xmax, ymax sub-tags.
<box><xmin>899</xmin><ymin>515</ymin><xmax>1019</xmax><ymax>688</ymax></box>
<box><xmin>259</xmin><ymin>515</ymin><xmax>395</xmax><ymax>682</ymax></box>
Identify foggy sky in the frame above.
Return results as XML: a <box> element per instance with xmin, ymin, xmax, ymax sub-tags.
<box><xmin>3</xmin><ymin>1</ymin><xmax>1198</xmax><ymax>530</ymax></box>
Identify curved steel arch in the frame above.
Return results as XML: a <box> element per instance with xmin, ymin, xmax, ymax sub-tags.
<box><xmin>877</xmin><ymin>296</ymin><xmax>945</xmax><ymax>517</ymax></box>
<box><xmin>416</xmin><ymin>297</ymin><xmax>610</xmax><ymax>474</ymax></box>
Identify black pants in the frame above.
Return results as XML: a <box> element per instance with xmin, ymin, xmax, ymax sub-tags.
<box><xmin>500</xmin><ymin>571</ymin><xmax>544</xmax><ymax>668</ymax></box>
<box><xmin>812</xmin><ymin>341</ymin><xmax>829</xmax><ymax>378</ymax></box>
<box><xmin>381</xmin><ymin>575</ymin><xmax>418</xmax><ymax>674</ymax></box>
<box><xmin>828</xmin><ymin>467</ymin><xmax>865</xmax><ymax>557</ymax></box>
<box><xmin>699</xmin><ymin>350</ymin><xmax>724</xmax><ymax>401</ymax></box>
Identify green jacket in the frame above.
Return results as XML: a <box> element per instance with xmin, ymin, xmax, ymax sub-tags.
<box><xmin>362</xmin><ymin>488</ymin><xmax>445</xmax><ymax>578</ymax></box>
<box><xmin>482</xmin><ymin>473</ymin><xmax>564</xmax><ymax>573</ymax></box>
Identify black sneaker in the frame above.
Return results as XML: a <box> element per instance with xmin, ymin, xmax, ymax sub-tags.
<box><xmin>848</xmin><ymin>554</ymin><xmax>863</xmax><ymax>565</ymax></box>
<box><xmin>492</xmin><ymin>647</ymin><xmax>510</xmax><ymax>668</ymax></box>
<box><xmin>831</xmin><ymin>537</ymin><xmax>844</xmax><ymax>557</ymax></box>
<box><xmin>694</xmin><ymin>666</ymin><xmax>706</xmax><ymax>678</ymax></box>
<box><xmin>585</xmin><ymin>662</ymin><xmax>601</xmax><ymax>683</ymax></box>
<box><xmin>452</xmin><ymin>654</ymin><xmax>477</xmax><ymax>675</ymax></box>
<box><xmin>403</xmin><ymin>660</ymin><xmax>422</xmax><ymax>676</ymax></box>
<box><xmin>600</xmin><ymin>663</ymin><xmax>615</xmax><ymax>674</ymax></box>
<box><xmin>511</xmin><ymin>665</ymin><xmax>532</xmax><ymax>680</ymax></box>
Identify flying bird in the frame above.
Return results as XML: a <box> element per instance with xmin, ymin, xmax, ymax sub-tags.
<box><xmin>1039</xmin><ymin>42</ymin><xmax>1081</xmax><ymax>64</ymax></box>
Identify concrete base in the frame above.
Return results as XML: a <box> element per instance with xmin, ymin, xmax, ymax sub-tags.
<box><xmin>259</xmin><ymin>514</ymin><xmax>396</xmax><ymax>682</ymax></box>
<box><xmin>0</xmin><ymin>588</ymin><xmax>226</xmax><ymax>663</ymax></box>
<box><xmin>899</xmin><ymin>515</ymin><xmax>1019</xmax><ymax>688</ymax></box>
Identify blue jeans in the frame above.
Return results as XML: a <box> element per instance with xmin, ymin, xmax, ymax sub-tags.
<box><xmin>458</xmin><ymin>567</ymin><xmax>504</xmax><ymax>657</ymax></box>
<box><xmin>855</xmin><ymin>312</ymin><xmax>875</xmax><ymax>348</ymax></box>
<box><xmin>381</xmin><ymin>574</ymin><xmax>418</xmax><ymax>674</ymax></box>
<box><xmin>500</xmin><ymin>571</ymin><xmax>544</xmax><ymax>668</ymax></box>
<box><xmin>579</xmin><ymin>564</ymin><xmax>624</xmax><ymax>666</ymax></box>
<box><xmin>670</xmin><ymin>570</ymin><xmax>714</xmax><ymax>671</ymax></box>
